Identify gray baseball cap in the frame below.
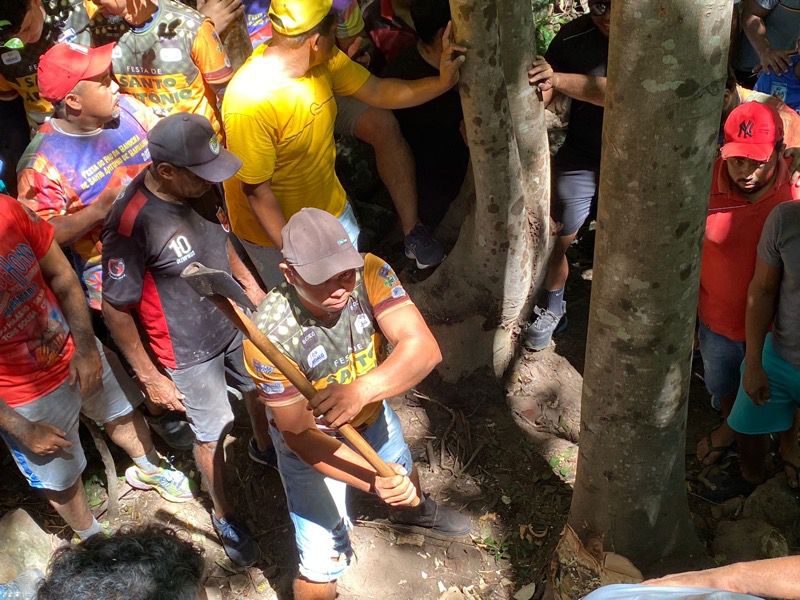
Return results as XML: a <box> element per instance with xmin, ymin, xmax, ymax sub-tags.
<box><xmin>281</xmin><ymin>208</ymin><xmax>364</xmax><ymax>285</ymax></box>
<box><xmin>147</xmin><ymin>113</ymin><xmax>242</xmax><ymax>183</ymax></box>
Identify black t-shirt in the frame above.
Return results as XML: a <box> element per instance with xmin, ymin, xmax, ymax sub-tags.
<box><xmin>545</xmin><ymin>14</ymin><xmax>608</xmax><ymax>167</ymax></box>
<box><xmin>101</xmin><ymin>171</ymin><xmax>236</xmax><ymax>369</ymax></box>
<box><xmin>384</xmin><ymin>46</ymin><xmax>469</xmax><ymax>224</ymax></box>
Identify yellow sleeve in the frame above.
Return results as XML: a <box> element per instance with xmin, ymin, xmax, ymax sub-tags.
<box><xmin>336</xmin><ymin>0</ymin><xmax>365</xmax><ymax>39</ymax></box>
<box><xmin>328</xmin><ymin>47</ymin><xmax>371</xmax><ymax>97</ymax></box>
<box><xmin>363</xmin><ymin>253</ymin><xmax>413</xmax><ymax>319</ymax></box>
<box><xmin>243</xmin><ymin>339</ymin><xmax>305</xmax><ymax>407</ymax></box>
<box><xmin>224</xmin><ymin>110</ymin><xmax>277</xmax><ymax>184</ymax></box>
<box><xmin>191</xmin><ymin>19</ymin><xmax>234</xmax><ymax>84</ymax></box>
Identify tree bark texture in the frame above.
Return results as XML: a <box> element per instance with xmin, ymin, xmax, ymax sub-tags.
<box><xmin>567</xmin><ymin>0</ymin><xmax>731</xmax><ymax>570</ymax></box>
<box><xmin>413</xmin><ymin>0</ymin><xmax>550</xmax><ymax>380</ymax></box>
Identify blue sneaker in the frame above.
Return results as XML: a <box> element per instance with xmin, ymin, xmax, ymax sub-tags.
<box><xmin>523</xmin><ymin>302</ymin><xmax>568</xmax><ymax>351</ymax></box>
<box><xmin>212</xmin><ymin>514</ymin><xmax>260</xmax><ymax>567</ymax></box>
<box><xmin>404</xmin><ymin>224</ymin><xmax>445</xmax><ymax>269</ymax></box>
<box><xmin>0</xmin><ymin>569</ymin><xmax>42</xmax><ymax>600</ymax></box>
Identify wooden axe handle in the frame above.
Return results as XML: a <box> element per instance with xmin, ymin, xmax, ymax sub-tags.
<box><xmin>209</xmin><ymin>295</ymin><xmax>398</xmax><ymax>479</ymax></box>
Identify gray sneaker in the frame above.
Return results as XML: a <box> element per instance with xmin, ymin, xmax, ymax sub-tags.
<box><xmin>523</xmin><ymin>303</ymin><xmax>567</xmax><ymax>351</ymax></box>
<box><xmin>404</xmin><ymin>224</ymin><xmax>445</xmax><ymax>269</ymax></box>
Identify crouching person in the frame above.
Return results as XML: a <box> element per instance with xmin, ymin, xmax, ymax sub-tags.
<box><xmin>243</xmin><ymin>208</ymin><xmax>471</xmax><ymax>600</ymax></box>
<box><xmin>0</xmin><ymin>195</ymin><xmax>191</xmax><ymax>541</ymax></box>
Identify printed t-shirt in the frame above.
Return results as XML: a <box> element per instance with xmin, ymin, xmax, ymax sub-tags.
<box><xmin>243</xmin><ymin>0</ymin><xmax>363</xmax><ymax>49</ymax></box>
<box><xmin>757</xmin><ymin>201</ymin><xmax>800</xmax><ymax>368</ymax></box>
<box><xmin>545</xmin><ymin>14</ymin><xmax>608</xmax><ymax>167</ymax></box>
<box><xmin>384</xmin><ymin>45</ymin><xmax>468</xmax><ymax>225</ymax></box>
<box><xmin>733</xmin><ymin>0</ymin><xmax>800</xmax><ymax>74</ymax></box>
<box><xmin>109</xmin><ymin>0</ymin><xmax>232</xmax><ymax>138</ymax></box>
<box><xmin>0</xmin><ymin>0</ymin><xmax>92</xmax><ymax>128</ymax></box>
<box><xmin>754</xmin><ymin>55</ymin><xmax>800</xmax><ymax>112</ymax></box>
<box><xmin>17</xmin><ymin>96</ymin><xmax>155</xmax><ymax>310</ymax></box>
<box><xmin>738</xmin><ymin>85</ymin><xmax>800</xmax><ymax>148</ymax></box>
<box><xmin>101</xmin><ymin>171</ymin><xmax>236</xmax><ymax>369</ymax></box>
<box><xmin>0</xmin><ymin>195</ymin><xmax>74</xmax><ymax>407</ymax></box>
<box><xmin>699</xmin><ymin>157</ymin><xmax>800</xmax><ymax>341</ymax></box>
<box><xmin>222</xmin><ymin>46</ymin><xmax>370</xmax><ymax>246</ymax></box>
<box><xmin>244</xmin><ymin>253</ymin><xmax>412</xmax><ymax>433</ymax></box>
<box><xmin>363</xmin><ymin>0</ymin><xmax>417</xmax><ymax>73</ymax></box>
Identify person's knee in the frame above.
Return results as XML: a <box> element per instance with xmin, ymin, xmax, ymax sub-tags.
<box><xmin>355</xmin><ymin>106</ymin><xmax>403</xmax><ymax>147</ymax></box>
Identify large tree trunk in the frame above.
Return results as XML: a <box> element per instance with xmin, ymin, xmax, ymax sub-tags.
<box><xmin>562</xmin><ymin>0</ymin><xmax>731</xmax><ymax>584</ymax></box>
<box><xmin>412</xmin><ymin>0</ymin><xmax>550</xmax><ymax>382</ymax></box>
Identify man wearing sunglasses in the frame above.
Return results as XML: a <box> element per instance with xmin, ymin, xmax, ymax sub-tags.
<box><xmin>524</xmin><ymin>0</ymin><xmax>610</xmax><ymax>350</ymax></box>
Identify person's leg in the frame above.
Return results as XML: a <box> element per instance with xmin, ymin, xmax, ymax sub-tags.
<box><xmin>524</xmin><ymin>162</ymin><xmax>597</xmax><ymax>350</ymax></box>
<box><xmin>269</xmin><ymin>423</ymin><xmax>351</xmax><ymax>598</ymax></box>
<box><xmin>3</xmin><ymin>381</ymin><xmax>99</xmax><ymax>538</ymax></box>
<box><xmin>239</xmin><ymin>239</ymin><xmax>285</xmax><ymax>291</ymax></box>
<box><xmin>170</xmin><ymin>342</ymin><xmax>259</xmax><ymax>565</ymax></box>
<box><xmin>352</xmin><ymin>105</ymin><xmax>419</xmax><ymax>235</ymax></box>
<box><xmin>695</xmin><ymin>324</ymin><xmax>745</xmax><ymax>464</ymax></box>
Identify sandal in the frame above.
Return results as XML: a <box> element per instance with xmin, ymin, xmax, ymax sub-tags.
<box><xmin>696</xmin><ymin>465</ymin><xmax>758</xmax><ymax>503</ymax></box>
<box><xmin>696</xmin><ymin>424</ymin><xmax>735</xmax><ymax>466</ymax></box>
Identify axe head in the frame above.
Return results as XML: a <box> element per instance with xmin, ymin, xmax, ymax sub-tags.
<box><xmin>180</xmin><ymin>262</ymin><xmax>256</xmax><ymax>311</ymax></box>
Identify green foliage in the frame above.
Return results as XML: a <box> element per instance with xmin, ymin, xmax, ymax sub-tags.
<box><xmin>532</xmin><ymin>0</ymin><xmax>578</xmax><ymax>55</ymax></box>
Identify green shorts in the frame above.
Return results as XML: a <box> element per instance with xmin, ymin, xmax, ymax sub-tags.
<box><xmin>728</xmin><ymin>333</ymin><xmax>800</xmax><ymax>435</ymax></box>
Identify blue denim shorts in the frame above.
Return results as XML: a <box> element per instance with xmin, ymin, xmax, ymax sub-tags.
<box><xmin>698</xmin><ymin>322</ymin><xmax>745</xmax><ymax>410</ymax></box>
<box><xmin>729</xmin><ymin>333</ymin><xmax>800</xmax><ymax>435</ymax></box>
<box><xmin>270</xmin><ymin>401</ymin><xmax>412</xmax><ymax>582</ymax></box>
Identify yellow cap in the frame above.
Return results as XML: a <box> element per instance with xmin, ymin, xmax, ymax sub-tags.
<box><xmin>268</xmin><ymin>0</ymin><xmax>334</xmax><ymax>36</ymax></box>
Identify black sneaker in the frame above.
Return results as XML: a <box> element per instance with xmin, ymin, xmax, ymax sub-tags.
<box><xmin>404</xmin><ymin>224</ymin><xmax>445</xmax><ymax>269</ymax></box>
<box><xmin>212</xmin><ymin>514</ymin><xmax>261</xmax><ymax>567</ymax></box>
<box><xmin>144</xmin><ymin>410</ymin><xmax>195</xmax><ymax>452</ymax></box>
<box><xmin>389</xmin><ymin>493</ymin><xmax>471</xmax><ymax>540</ymax></box>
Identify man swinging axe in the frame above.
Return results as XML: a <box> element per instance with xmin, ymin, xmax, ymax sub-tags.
<box><xmin>240</xmin><ymin>207</ymin><xmax>471</xmax><ymax>600</ymax></box>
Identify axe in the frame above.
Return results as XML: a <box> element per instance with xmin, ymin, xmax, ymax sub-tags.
<box><xmin>180</xmin><ymin>262</ymin><xmax>406</xmax><ymax>485</ymax></box>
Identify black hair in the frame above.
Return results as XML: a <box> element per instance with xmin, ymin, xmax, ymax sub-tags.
<box><xmin>36</xmin><ymin>525</ymin><xmax>204</xmax><ymax>600</ymax></box>
<box><xmin>271</xmin><ymin>12</ymin><xmax>337</xmax><ymax>47</ymax></box>
<box><xmin>0</xmin><ymin>0</ymin><xmax>35</xmax><ymax>36</ymax></box>
<box><xmin>411</xmin><ymin>0</ymin><xmax>451</xmax><ymax>45</ymax></box>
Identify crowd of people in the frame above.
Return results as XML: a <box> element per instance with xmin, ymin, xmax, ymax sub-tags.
<box><xmin>1</xmin><ymin>0</ymin><xmax>800</xmax><ymax>598</ymax></box>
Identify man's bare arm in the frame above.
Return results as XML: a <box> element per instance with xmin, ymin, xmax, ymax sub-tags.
<box><xmin>742</xmin><ymin>257</ymin><xmax>781</xmax><ymax>404</ymax></box>
<box><xmin>528</xmin><ymin>57</ymin><xmax>605</xmax><ymax>107</ymax></box>
<box><xmin>242</xmin><ymin>180</ymin><xmax>286</xmax><ymax>248</ymax></box>
<box><xmin>646</xmin><ymin>556</ymin><xmax>800</xmax><ymax>599</ymax></box>
<box><xmin>102</xmin><ymin>299</ymin><xmax>186</xmax><ymax>412</ymax></box>
<box><xmin>742</xmin><ymin>0</ymin><xmax>792</xmax><ymax>74</ymax></box>
<box><xmin>226</xmin><ymin>237</ymin><xmax>267</xmax><ymax>304</ymax></box>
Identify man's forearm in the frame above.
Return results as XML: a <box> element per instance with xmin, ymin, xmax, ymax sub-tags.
<box><xmin>284</xmin><ymin>428</ymin><xmax>377</xmax><ymax>492</ymax></box>
<box><xmin>353</xmin><ymin>76</ymin><xmax>451</xmax><ymax>110</ymax></box>
<box><xmin>744</xmin><ymin>283</ymin><xmax>777</xmax><ymax>368</ymax></box>
<box><xmin>46</xmin><ymin>266</ymin><xmax>96</xmax><ymax>355</ymax></box>
<box><xmin>355</xmin><ymin>331</ymin><xmax>441</xmax><ymax>406</ymax></box>
<box><xmin>226</xmin><ymin>237</ymin><xmax>266</xmax><ymax>304</ymax></box>
<box><xmin>553</xmin><ymin>73</ymin><xmax>606</xmax><ymax>107</ymax></box>
<box><xmin>49</xmin><ymin>201</ymin><xmax>108</xmax><ymax>246</ymax></box>
<box><xmin>742</xmin><ymin>14</ymin><xmax>771</xmax><ymax>54</ymax></box>
<box><xmin>101</xmin><ymin>300</ymin><xmax>161</xmax><ymax>382</ymax></box>
<box><xmin>242</xmin><ymin>181</ymin><xmax>285</xmax><ymax>248</ymax></box>
<box><xmin>0</xmin><ymin>400</ymin><xmax>31</xmax><ymax>441</ymax></box>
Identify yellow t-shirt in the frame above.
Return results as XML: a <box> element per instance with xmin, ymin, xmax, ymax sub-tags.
<box><xmin>221</xmin><ymin>46</ymin><xmax>371</xmax><ymax>246</ymax></box>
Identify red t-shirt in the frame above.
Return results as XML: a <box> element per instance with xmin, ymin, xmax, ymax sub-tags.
<box><xmin>0</xmin><ymin>195</ymin><xmax>74</xmax><ymax>407</ymax></box>
<box><xmin>699</xmin><ymin>157</ymin><xmax>800</xmax><ymax>341</ymax></box>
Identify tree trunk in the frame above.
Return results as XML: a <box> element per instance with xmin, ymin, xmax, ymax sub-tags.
<box><xmin>413</xmin><ymin>0</ymin><xmax>550</xmax><ymax>381</ymax></box>
<box><xmin>564</xmin><ymin>0</ymin><xmax>731</xmax><ymax>578</ymax></box>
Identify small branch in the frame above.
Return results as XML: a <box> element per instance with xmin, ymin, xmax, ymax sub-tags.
<box><xmin>81</xmin><ymin>416</ymin><xmax>119</xmax><ymax>521</ymax></box>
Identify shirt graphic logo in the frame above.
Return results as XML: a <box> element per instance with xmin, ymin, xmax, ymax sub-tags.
<box><xmin>159</xmin><ymin>47</ymin><xmax>183</xmax><ymax>62</ymax></box>
<box><xmin>168</xmin><ymin>235</ymin><xmax>196</xmax><ymax>265</ymax></box>
<box><xmin>354</xmin><ymin>313</ymin><xmax>370</xmax><ymax>334</ymax></box>
<box><xmin>252</xmin><ymin>360</ymin><xmax>274</xmax><ymax>375</ymax></box>
<box><xmin>1</xmin><ymin>50</ymin><xmax>21</xmax><ymax>65</ymax></box>
<box><xmin>108</xmin><ymin>258</ymin><xmax>126</xmax><ymax>280</ymax></box>
<box><xmin>771</xmin><ymin>82</ymin><xmax>788</xmax><ymax>102</ymax></box>
<box><xmin>258</xmin><ymin>381</ymin><xmax>284</xmax><ymax>395</ymax></box>
<box><xmin>391</xmin><ymin>285</ymin><xmax>406</xmax><ymax>299</ymax></box>
<box><xmin>307</xmin><ymin>345</ymin><xmax>327</xmax><ymax>369</ymax></box>
<box><xmin>738</xmin><ymin>120</ymin><xmax>754</xmax><ymax>138</ymax></box>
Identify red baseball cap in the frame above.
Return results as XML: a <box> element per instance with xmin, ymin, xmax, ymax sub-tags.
<box><xmin>721</xmin><ymin>101</ymin><xmax>783</xmax><ymax>162</ymax></box>
<box><xmin>37</xmin><ymin>42</ymin><xmax>115</xmax><ymax>103</ymax></box>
